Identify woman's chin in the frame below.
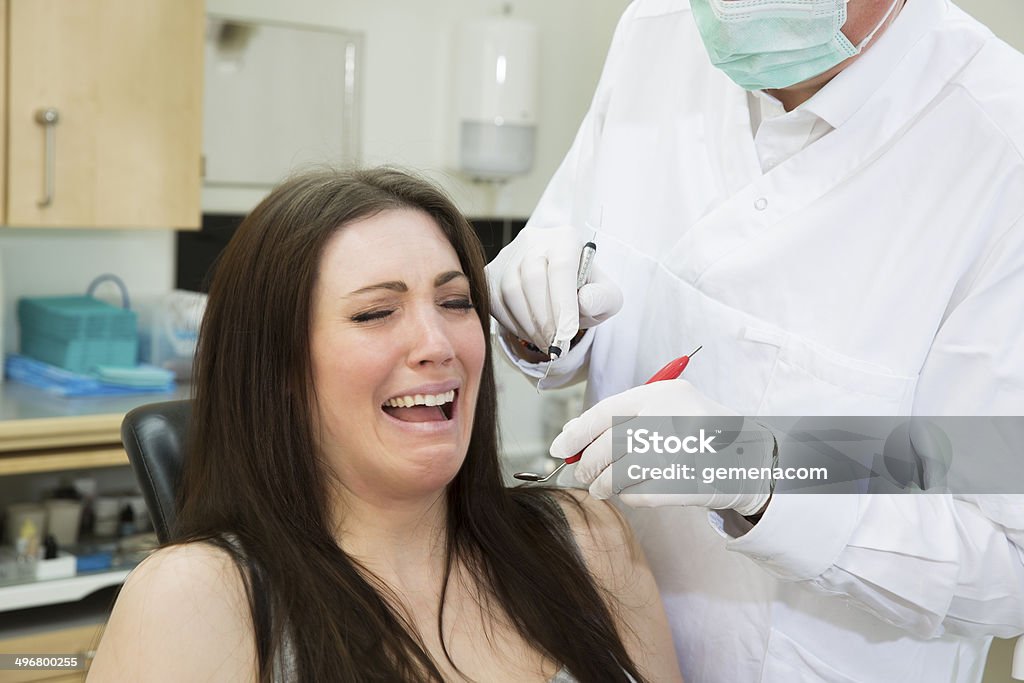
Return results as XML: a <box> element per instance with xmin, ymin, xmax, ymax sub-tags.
<box><xmin>389</xmin><ymin>449</ymin><xmax>466</xmax><ymax>495</ymax></box>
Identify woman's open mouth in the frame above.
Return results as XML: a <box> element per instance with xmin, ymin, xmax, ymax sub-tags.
<box><xmin>382</xmin><ymin>389</ymin><xmax>456</xmax><ymax>423</ymax></box>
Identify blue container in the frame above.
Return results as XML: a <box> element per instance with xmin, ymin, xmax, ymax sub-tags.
<box><xmin>75</xmin><ymin>551</ymin><xmax>114</xmax><ymax>573</ymax></box>
<box><xmin>18</xmin><ymin>296</ymin><xmax>138</xmax><ymax>373</ymax></box>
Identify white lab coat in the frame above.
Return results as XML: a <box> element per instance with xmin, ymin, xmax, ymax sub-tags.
<box><xmin>502</xmin><ymin>0</ymin><xmax>1024</xmax><ymax>680</ymax></box>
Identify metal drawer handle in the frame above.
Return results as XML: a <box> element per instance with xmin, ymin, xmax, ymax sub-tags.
<box><xmin>35</xmin><ymin>107</ymin><xmax>60</xmax><ymax>207</ymax></box>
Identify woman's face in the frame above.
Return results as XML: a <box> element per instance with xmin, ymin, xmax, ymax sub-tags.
<box><xmin>310</xmin><ymin>208</ymin><xmax>486</xmax><ymax>503</ymax></box>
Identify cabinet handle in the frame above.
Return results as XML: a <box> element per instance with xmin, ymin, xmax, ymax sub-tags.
<box><xmin>35</xmin><ymin>107</ymin><xmax>60</xmax><ymax>208</ymax></box>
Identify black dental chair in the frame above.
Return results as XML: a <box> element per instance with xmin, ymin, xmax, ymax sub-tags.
<box><xmin>120</xmin><ymin>400</ymin><xmax>192</xmax><ymax>544</ymax></box>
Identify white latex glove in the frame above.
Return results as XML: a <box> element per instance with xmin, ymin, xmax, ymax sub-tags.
<box><xmin>485</xmin><ymin>225</ymin><xmax>623</xmax><ymax>353</ymax></box>
<box><xmin>549</xmin><ymin>381</ymin><xmax>776</xmax><ymax>516</ymax></box>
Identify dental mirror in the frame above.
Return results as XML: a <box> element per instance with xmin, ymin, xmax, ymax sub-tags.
<box><xmin>514</xmin><ymin>459</ymin><xmax>568</xmax><ymax>483</ymax></box>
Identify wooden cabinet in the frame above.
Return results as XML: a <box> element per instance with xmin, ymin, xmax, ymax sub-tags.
<box><xmin>2</xmin><ymin>0</ymin><xmax>203</xmax><ymax>229</ymax></box>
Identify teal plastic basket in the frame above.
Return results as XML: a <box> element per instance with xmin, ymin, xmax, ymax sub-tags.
<box><xmin>18</xmin><ymin>278</ymin><xmax>139</xmax><ymax>373</ymax></box>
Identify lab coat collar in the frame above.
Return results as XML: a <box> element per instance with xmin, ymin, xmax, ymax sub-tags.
<box><xmin>797</xmin><ymin>0</ymin><xmax>951</xmax><ymax>130</ymax></box>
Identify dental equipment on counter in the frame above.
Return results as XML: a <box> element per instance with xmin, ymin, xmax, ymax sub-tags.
<box><xmin>514</xmin><ymin>346</ymin><xmax>702</xmax><ymax>483</ymax></box>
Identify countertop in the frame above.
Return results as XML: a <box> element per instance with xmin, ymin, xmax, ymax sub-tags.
<box><xmin>0</xmin><ymin>382</ymin><xmax>190</xmax><ymax>474</ymax></box>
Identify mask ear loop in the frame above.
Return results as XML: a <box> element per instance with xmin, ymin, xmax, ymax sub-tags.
<box><xmin>853</xmin><ymin>0</ymin><xmax>900</xmax><ymax>52</ymax></box>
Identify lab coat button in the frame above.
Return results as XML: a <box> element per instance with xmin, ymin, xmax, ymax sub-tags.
<box><xmin>754</xmin><ymin>197</ymin><xmax>768</xmax><ymax>211</ymax></box>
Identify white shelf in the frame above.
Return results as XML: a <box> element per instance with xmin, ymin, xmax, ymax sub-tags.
<box><xmin>0</xmin><ymin>569</ymin><xmax>130</xmax><ymax>612</ymax></box>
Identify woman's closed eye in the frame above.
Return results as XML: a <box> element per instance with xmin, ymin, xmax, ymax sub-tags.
<box><xmin>441</xmin><ymin>296</ymin><xmax>474</xmax><ymax>312</ymax></box>
<box><xmin>350</xmin><ymin>297</ymin><xmax>474</xmax><ymax>324</ymax></box>
<box><xmin>350</xmin><ymin>308</ymin><xmax>394</xmax><ymax>323</ymax></box>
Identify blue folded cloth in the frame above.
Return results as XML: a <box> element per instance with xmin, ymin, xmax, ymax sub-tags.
<box><xmin>5</xmin><ymin>354</ymin><xmax>175</xmax><ymax>397</ymax></box>
<box><xmin>91</xmin><ymin>364</ymin><xmax>176</xmax><ymax>388</ymax></box>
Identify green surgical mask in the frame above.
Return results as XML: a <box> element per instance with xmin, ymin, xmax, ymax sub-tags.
<box><xmin>690</xmin><ymin>0</ymin><xmax>899</xmax><ymax>91</ymax></box>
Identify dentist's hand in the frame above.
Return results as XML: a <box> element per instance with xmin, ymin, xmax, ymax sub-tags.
<box><xmin>486</xmin><ymin>225</ymin><xmax>623</xmax><ymax>353</ymax></box>
<box><xmin>549</xmin><ymin>381</ymin><xmax>776</xmax><ymax>517</ymax></box>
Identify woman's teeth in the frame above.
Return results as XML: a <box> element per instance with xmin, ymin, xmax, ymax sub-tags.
<box><xmin>384</xmin><ymin>389</ymin><xmax>455</xmax><ymax>409</ymax></box>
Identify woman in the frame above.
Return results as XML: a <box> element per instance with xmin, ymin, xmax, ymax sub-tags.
<box><xmin>88</xmin><ymin>168</ymin><xmax>681</xmax><ymax>682</ymax></box>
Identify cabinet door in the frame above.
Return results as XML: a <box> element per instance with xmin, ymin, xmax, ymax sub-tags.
<box><xmin>6</xmin><ymin>0</ymin><xmax>203</xmax><ymax>229</ymax></box>
<box><xmin>0</xmin><ymin>0</ymin><xmax>8</xmax><ymax>222</ymax></box>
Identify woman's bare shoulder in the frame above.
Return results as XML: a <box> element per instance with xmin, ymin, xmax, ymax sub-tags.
<box><xmin>88</xmin><ymin>542</ymin><xmax>257</xmax><ymax>682</ymax></box>
<box><xmin>552</xmin><ymin>488</ymin><xmax>640</xmax><ymax>577</ymax></box>
<box><xmin>118</xmin><ymin>542</ymin><xmax>249</xmax><ymax>616</ymax></box>
<box><xmin>552</xmin><ymin>489</ymin><xmax>684</xmax><ymax>682</ymax></box>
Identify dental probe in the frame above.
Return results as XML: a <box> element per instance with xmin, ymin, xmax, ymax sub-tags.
<box><xmin>515</xmin><ymin>346</ymin><xmax>702</xmax><ymax>483</ymax></box>
<box><xmin>535</xmin><ymin>239</ymin><xmax>597</xmax><ymax>392</ymax></box>
<box><xmin>546</xmin><ymin>240</ymin><xmax>598</xmax><ymax>361</ymax></box>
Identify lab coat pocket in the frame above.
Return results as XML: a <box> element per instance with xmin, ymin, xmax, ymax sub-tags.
<box><xmin>746</xmin><ymin>327</ymin><xmax>918</xmax><ymax>416</ymax></box>
<box><xmin>763</xmin><ymin>628</ymin><xmax>865</xmax><ymax>683</ymax></box>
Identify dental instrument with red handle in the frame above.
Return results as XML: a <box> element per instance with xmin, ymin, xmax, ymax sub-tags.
<box><xmin>514</xmin><ymin>346</ymin><xmax>702</xmax><ymax>483</ymax></box>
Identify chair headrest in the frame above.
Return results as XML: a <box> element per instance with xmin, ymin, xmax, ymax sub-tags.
<box><xmin>121</xmin><ymin>400</ymin><xmax>191</xmax><ymax>544</ymax></box>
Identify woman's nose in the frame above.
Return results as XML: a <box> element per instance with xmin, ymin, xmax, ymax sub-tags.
<box><xmin>407</xmin><ymin>308</ymin><xmax>455</xmax><ymax>366</ymax></box>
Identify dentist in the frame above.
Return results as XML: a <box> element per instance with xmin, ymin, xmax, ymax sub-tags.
<box><xmin>487</xmin><ymin>0</ymin><xmax>1024</xmax><ymax>681</ymax></box>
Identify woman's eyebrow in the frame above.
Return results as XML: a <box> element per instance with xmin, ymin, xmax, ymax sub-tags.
<box><xmin>345</xmin><ymin>281</ymin><xmax>407</xmax><ymax>297</ymax></box>
<box><xmin>435</xmin><ymin>271</ymin><xmax>468</xmax><ymax>287</ymax></box>
<box><xmin>344</xmin><ymin>272</ymin><xmax>466</xmax><ymax>298</ymax></box>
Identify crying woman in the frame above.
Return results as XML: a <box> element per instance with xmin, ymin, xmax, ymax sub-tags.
<box><xmin>87</xmin><ymin>167</ymin><xmax>682</xmax><ymax>683</ymax></box>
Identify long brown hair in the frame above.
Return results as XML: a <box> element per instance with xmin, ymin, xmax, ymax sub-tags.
<box><xmin>176</xmin><ymin>167</ymin><xmax>645</xmax><ymax>682</ymax></box>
